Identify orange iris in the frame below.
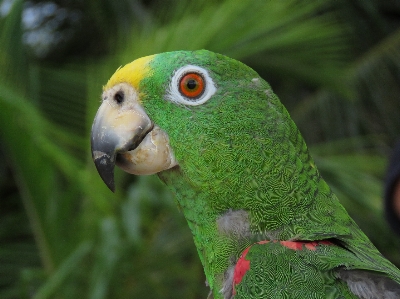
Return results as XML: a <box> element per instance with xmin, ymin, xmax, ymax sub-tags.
<box><xmin>179</xmin><ymin>73</ymin><xmax>205</xmax><ymax>98</ymax></box>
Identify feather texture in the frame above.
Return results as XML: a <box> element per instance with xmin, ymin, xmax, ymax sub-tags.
<box><xmin>93</xmin><ymin>50</ymin><xmax>400</xmax><ymax>298</ymax></box>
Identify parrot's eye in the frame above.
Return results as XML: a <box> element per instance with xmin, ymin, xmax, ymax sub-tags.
<box><xmin>179</xmin><ymin>73</ymin><xmax>205</xmax><ymax>99</ymax></box>
<box><xmin>114</xmin><ymin>91</ymin><xmax>124</xmax><ymax>104</ymax></box>
<box><xmin>167</xmin><ymin>65</ymin><xmax>216</xmax><ymax>106</ymax></box>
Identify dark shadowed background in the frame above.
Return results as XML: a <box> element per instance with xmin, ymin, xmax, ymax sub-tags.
<box><xmin>1</xmin><ymin>0</ymin><xmax>400</xmax><ymax>298</ymax></box>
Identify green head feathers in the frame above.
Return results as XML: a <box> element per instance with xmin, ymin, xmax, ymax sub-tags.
<box><xmin>122</xmin><ymin>50</ymin><xmax>344</xmax><ymax>236</ymax></box>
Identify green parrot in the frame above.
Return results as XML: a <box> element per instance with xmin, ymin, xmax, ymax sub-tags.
<box><xmin>91</xmin><ymin>50</ymin><xmax>400</xmax><ymax>298</ymax></box>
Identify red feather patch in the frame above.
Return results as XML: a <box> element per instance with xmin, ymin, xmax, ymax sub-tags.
<box><xmin>233</xmin><ymin>247</ymin><xmax>251</xmax><ymax>286</ymax></box>
<box><xmin>232</xmin><ymin>240</ymin><xmax>332</xmax><ymax>294</ymax></box>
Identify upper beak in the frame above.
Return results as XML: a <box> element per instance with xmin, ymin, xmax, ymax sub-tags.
<box><xmin>90</xmin><ymin>99</ymin><xmax>153</xmax><ymax>192</ymax></box>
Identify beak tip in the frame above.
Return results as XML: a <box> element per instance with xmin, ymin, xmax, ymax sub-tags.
<box><xmin>93</xmin><ymin>155</ymin><xmax>117</xmax><ymax>193</ymax></box>
<box><xmin>98</xmin><ymin>167</ymin><xmax>116</xmax><ymax>193</ymax></box>
<box><xmin>107</xmin><ymin>179</ymin><xmax>116</xmax><ymax>192</ymax></box>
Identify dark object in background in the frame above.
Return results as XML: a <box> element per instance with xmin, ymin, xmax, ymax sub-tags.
<box><xmin>385</xmin><ymin>140</ymin><xmax>400</xmax><ymax>235</ymax></box>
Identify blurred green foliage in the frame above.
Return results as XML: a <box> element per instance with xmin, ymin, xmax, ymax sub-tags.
<box><xmin>1</xmin><ymin>0</ymin><xmax>400</xmax><ymax>298</ymax></box>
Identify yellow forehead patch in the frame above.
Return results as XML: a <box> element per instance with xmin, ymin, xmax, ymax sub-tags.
<box><xmin>104</xmin><ymin>54</ymin><xmax>155</xmax><ymax>91</ymax></box>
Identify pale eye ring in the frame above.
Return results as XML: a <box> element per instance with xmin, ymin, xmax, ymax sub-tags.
<box><xmin>166</xmin><ymin>65</ymin><xmax>216</xmax><ymax>106</ymax></box>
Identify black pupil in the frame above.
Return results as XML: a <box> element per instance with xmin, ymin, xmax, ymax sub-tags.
<box><xmin>114</xmin><ymin>91</ymin><xmax>124</xmax><ymax>103</ymax></box>
<box><xmin>186</xmin><ymin>79</ymin><xmax>197</xmax><ymax>90</ymax></box>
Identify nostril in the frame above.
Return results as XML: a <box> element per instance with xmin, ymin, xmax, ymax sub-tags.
<box><xmin>114</xmin><ymin>90</ymin><xmax>124</xmax><ymax>104</ymax></box>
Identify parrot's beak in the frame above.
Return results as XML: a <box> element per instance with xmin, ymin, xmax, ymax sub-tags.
<box><xmin>91</xmin><ymin>95</ymin><xmax>153</xmax><ymax>192</ymax></box>
<box><xmin>91</xmin><ymin>83</ymin><xmax>177</xmax><ymax>192</ymax></box>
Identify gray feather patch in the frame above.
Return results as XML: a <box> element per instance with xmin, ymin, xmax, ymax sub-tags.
<box><xmin>338</xmin><ymin>269</ymin><xmax>400</xmax><ymax>299</ymax></box>
<box><xmin>216</xmin><ymin>209</ymin><xmax>250</xmax><ymax>239</ymax></box>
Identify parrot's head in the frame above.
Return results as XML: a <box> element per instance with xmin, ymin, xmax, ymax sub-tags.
<box><xmin>91</xmin><ymin>50</ymin><xmax>294</xmax><ymax>197</ymax></box>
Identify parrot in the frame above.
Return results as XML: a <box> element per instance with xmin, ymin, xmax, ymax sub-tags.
<box><xmin>90</xmin><ymin>50</ymin><xmax>400</xmax><ymax>299</ymax></box>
